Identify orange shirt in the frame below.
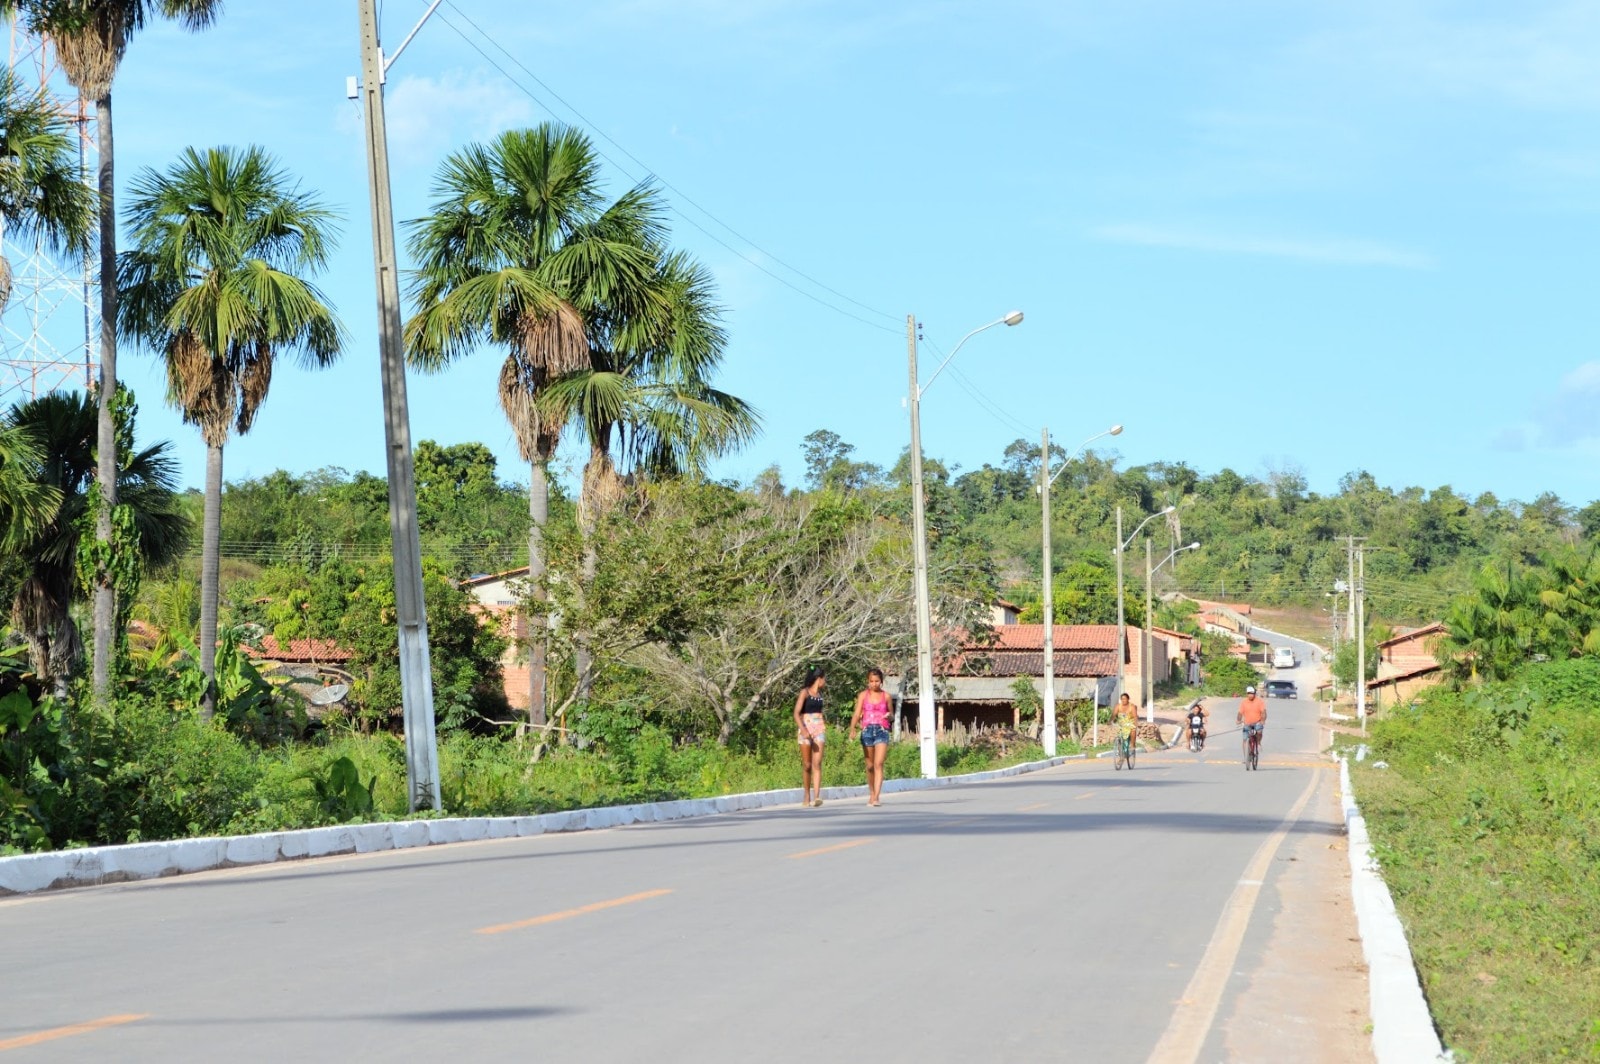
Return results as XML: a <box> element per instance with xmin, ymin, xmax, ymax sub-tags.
<box><xmin>1238</xmin><ymin>695</ymin><xmax>1267</xmax><ymax>725</ymax></box>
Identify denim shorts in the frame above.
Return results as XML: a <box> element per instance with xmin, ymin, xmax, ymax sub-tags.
<box><xmin>1241</xmin><ymin>722</ymin><xmax>1264</xmax><ymax>737</ymax></box>
<box><xmin>860</xmin><ymin>724</ymin><xmax>890</xmax><ymax>747</ymax></box>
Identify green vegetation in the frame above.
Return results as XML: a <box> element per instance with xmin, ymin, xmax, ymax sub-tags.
<box><xmin>1354</xmin><ymin>659</ymin><xmax>1600</xmax><ymax>1061</ymax></box>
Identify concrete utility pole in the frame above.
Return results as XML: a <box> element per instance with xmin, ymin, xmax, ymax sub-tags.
<box><xmin>1144</xmin><ymin>538</ymin><xmax>1153</xmax><ymax>714</ymax></box>
<box><xmin>1040</xmin><ymin>427</ymin><xmax>1057</xmax><ymax>756</ymax></box>
<box><xmin>1357</xmin><ymin>544</ymin><xmax>1368</xmax><ymax>735</ymax></box>
<box><xmin>1115</xmin><ymin>506</ymin><xmax>1127</xmax><ymax>701</ymax></box>
<box><xmin>1347</xmin><ymin>536</ymin><xmax>1357</xmax><ymax>640</ymax></box>
<box><xmin>906</xmin><ymin>314</ymin><xmax>939</xmax><ymax>778</ymax></box>
<box><xmin>357</xmin><ymin>0</ymin><xmax>441</xmax><ymax>811</ymax></box>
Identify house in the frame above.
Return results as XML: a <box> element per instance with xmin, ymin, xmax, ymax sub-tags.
<box><xmin>1191</xmin><ymin>599</ymin><xmax>1253</xmax><ymax>639</ymax></box>
<box><xmin>991</xmin><ymin>598</ymin><xmax>1023</xmax><ymax>626</ymax></box>
<box><xmin>1366</xmin><ymin>622</ymin><xmax>1447</xmax><ymax>708</ymax></box>
<box><xmin>888</xmin><ymin>623</ymin><xmax>1166</xmax><ymax>732</ymax></box>
<box><xmin>462</xmin><ymin>568</ymin><xmax>533</xmax><ymax>711</ymax></box>
<box><xmin>1151</xmin><ymin>626</ymin><xmax>1201</xmax><ymax>685</ymax></box>
<box><xmin>243</xmin><ymin>635</ymin><xmax>356</xmax><ymax>706</ymax></box>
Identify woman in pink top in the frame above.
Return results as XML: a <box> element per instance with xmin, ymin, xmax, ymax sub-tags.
<box><xmin>849</xmin><ymin>668</ymin><xmax>893</xmax><ymax>806</ymax></box>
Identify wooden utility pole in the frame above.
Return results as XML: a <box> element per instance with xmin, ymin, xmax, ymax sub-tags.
<box><xmin>357</xmin><ymin>0</ymin><xmax>440</xmax><ymax>810</ymax></box>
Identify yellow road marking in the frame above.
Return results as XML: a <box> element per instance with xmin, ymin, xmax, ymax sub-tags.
<box><xmin>475</xmin><ymin>889</ymin><xmax>672</xmax><ymax>934</ymax></box>
<box><xmin>0</xmin><ymin>1014</ymin><xmax>148</xmax><ymax>1052</ymax></box>
<box><xmin>787</xmin><ymin>838</ymin><xmax>876</xmax><ymax>859</ymax></box>
<box><xmin>1147</xmin><ymin>768</ymin><xmax>1321</xmax><ymax>1063</ymax></box>
<box><xmin>1074</xmin><ymin>792</ymin><xmax>1097</xmax><ymax>801</ymax></box>
<box><xmin>1016</xmin><ymin>802</ymin><xmax>1048</xmax><ymax>811</ymax></box>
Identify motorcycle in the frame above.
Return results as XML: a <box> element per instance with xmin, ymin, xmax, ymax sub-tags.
<box><xmin>1188</xmin><ymin>712</ymin><xmax>1207</xmax><ymax>752</ymax></box>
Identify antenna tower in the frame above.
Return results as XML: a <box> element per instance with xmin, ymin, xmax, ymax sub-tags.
<box><xmin>0</xmin><ymin>22</ymin><xmax>96</xmax><ymax>408</ymax></box>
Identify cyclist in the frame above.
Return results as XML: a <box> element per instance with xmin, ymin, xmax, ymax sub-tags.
<box><xmin>1237</xmin><ymin>684</ymin><xmax>1268</xmax><ymax>763</ymax></box>
<box><xmin>1186</xmin><ymin>698</ymin><xmax>1209</xmax><ymax>750</ymax></box>
<box><xmin>1114</xmin><ymin>691</ymin><xmax>1139</xmax><ymax>761</ymax></box>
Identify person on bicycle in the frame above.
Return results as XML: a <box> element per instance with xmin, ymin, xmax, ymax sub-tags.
<box><xmin>1114</xmin><ymin>692</ymin><xmax>1139</xmax><ymax>756</ymax></box>
<box><xmin>1186</xmin><ymin>698</ymin><xmax>1209</xmax><ymax>747</ymax></box>
<box><xmin>1237</xmin><ymin>684</ymin><xmax>1267</xmax><ymax>759</ymax></box>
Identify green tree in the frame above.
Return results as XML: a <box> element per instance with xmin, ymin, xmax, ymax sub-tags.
<box><xmin>3</xmin><ymin>0</ymin><xmax>222</xmax><ymax>707</ymax></box>
<box><xmin>4</xmin><ymin>390</ymin><xmax>187</xmax><ymax>692</ymax></box>
<box><xmin>117</xmin><ymin>145</ymin><xmax>342</xmax><ymax>718</ymax></box>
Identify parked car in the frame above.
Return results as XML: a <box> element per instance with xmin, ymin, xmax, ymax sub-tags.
<box><xmin>1265</xmin><ymin>679</ymin><xmax>1297</xmax><ymax>699</ymax></box>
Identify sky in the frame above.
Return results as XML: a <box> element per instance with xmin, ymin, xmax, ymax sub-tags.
<box><xmin>4</xmin><ymin>0</ymin><xmax>1599</xmax><ymax>507</ymax></box>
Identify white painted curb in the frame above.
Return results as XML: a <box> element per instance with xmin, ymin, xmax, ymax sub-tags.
<box><xmin>1339</xmin><ymin>757</ymin><xmax>1450</xmax><ymax>1062</ymax></box>
<box><xmin>0</xmin><ymin>752</ymin><xmax>1084</xmax><ymax>895</ymax></box>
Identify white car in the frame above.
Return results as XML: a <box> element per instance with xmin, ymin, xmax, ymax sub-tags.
<box><xmin>1271</xmin><ymin>646</ymin><xmax>1296</xmax><ymax>669</ymax></box>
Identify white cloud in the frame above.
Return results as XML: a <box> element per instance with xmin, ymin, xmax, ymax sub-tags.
<box><xmin>381</xmin><ymin>72</ymin><xmax>538</xmax><ymax>166</ymax></box>
<box><xmin>1498</xmin><ymin>361</ymin><xmax>1600</xmax><ymax>450</ymax></box>
<box><xmin>1090</xmin><ymin>223</ymin><xmax>1434</xmax><ymax>269</ymax></box>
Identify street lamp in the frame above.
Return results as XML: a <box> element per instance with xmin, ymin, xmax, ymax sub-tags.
<box><xmin>1038</xmin><ymin>424</ymin><xmax>1122</xmax><ymax>757</ymax></box>
<box><xmin>1113</xmin><ymin>505</ymin><xmax>1174</xmax><ymax>711</ymax></box>
<box><xmin>1144</xmin><ymin>541</ymin><xmax>1200</xmax><ymax>718</ymax></box>
<box><xmin>907</xmin><ymin>310</ymin><xmax>1023</xmax><ymax>779</ymax></box>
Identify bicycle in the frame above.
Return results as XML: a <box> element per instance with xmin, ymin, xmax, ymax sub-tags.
<box><xmin>1114</xmin><ymin>720</ymin><xmax>1137</xmax><ymax>770</ymax></box>
<box><xmin>1243</xmin><ymin>726</ymin><xmax>1262</xmax><ymax>770</ymax></box>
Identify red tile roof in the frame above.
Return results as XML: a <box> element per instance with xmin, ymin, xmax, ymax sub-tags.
<box><xmin>245</xmin><ymin>635</ymin><xmax>354</xmax><ymax>663</ymax></box>
<box><xmin>1376</xmin><ymin>622</ymin><xmax>1447</xmax><ymax>650</ymax></box>
<box><xmin>959</xmin><ymin>650</ymin><xmax>1120</xmax><ymax>677</ymax></box>
<box><xmin>986</xmin><ymin>624</ymin><xmax>1121</xmax><ymax>651</ymax></box>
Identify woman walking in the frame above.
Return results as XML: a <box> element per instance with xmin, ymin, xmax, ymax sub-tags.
<box><xmin>849</xmin><ymin>668</ymin><xmax>892</xmax><ymax>806</ymax></box>
<box><xmin>793</xmin><ymin>669</ymin><xmax>828</xmax><ymax>807</ymax></box>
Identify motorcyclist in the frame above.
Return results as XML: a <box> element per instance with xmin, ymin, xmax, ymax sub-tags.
<box><xmin>1186</xmin><ymin>698</ymin><xmax>1209</xmax><ymax>749</ymax></box>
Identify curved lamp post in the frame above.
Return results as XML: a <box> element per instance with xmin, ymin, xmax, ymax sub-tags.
<box><xmin>1038</xmin><ymin>424</ymin><xmax>1122</xmax><ymax>756</ymax></box>
<box><xmin>907</xmin><ymin>310</ymin><xmax>1023</xmax><ymax>779</ymax></box>
<box><xmin>1114</xmin><ymin>505</ymin><xmax>1174</xmax><ymax>711</ymax></box>
<box><xmin>1144</xmin><ymin>541</ymin><xmax>1200</xmax><ymax>719</ymax></box>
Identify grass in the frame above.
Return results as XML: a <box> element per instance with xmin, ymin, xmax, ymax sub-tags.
<box><xmin>1350</xmin><ymin>661</ymin><xmax>1600</xmax><ymax>1062</ymax></box>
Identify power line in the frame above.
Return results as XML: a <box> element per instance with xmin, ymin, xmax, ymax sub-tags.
<box><xmin>425</xmin><ymin>2</ymin><xmax>901</xmax><ymax>336</ymax></box>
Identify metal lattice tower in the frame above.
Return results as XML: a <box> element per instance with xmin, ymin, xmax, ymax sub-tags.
<box><xmin>0</xmin><ymin>23</ymin><xmax>96</xmax><ymax>409</ymax></box>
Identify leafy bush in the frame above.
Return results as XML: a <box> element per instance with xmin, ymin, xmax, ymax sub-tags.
<box><xmin>1355</xmin><ymin>659</ymin><xmax>1600</xmax><ymax>1060</ymax></box>
<box><xmin>1200</xmin><ymin>654</ymin><xmax>1261</xmax><ymax>696</ymax></box>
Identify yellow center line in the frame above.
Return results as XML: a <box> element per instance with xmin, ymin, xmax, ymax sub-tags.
<box><xmin>1074</xmin><ymin>792</ymin><xmax>1097</xmax><ymax>801</ymax></box>
<box><xmin>0</xmin><ymin>1014</ymin><xmax>148</xmax><ymax>1052</ymax></box>
<box><xmin>1016</xmin><ymin>802</ymin><xmax>1048</xmax><ymax>811</ymax></box>
<box><xmin>475</xmin><ymin>889</ymin><xmax>673</xmax><ymax>935</ymax></box>
<box><xmin>787</xmin><ymin>838</ymin><xmax>877</xmax><ymax>859</ymax></box>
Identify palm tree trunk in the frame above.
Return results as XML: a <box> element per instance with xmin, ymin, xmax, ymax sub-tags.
<box><xmin>90</xmin><ymin>92</ymin><xmax>119</xmax><ymax>708</ymax></box>
<box><xmin>198</xmin><ymin>440</ymin><xmax>223</xmax><ymax>721</ymax></box>
<box><xmin>526</xmin><ymin>456</ymin><xmax>549</xmax><ymax>730</ymax></box>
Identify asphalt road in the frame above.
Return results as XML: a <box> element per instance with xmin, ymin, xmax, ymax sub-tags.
<box><xmin>3</xmin><ymin>698</ymin><xmax>1337</xmax><ymax>1063</ymax></box>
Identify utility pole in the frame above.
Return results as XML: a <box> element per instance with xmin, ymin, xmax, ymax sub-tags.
<box><xmin>906</xmin><ymin>314</ymin><xmax>939</xmax><ymax>778</ymax></box>
<box><xmin>1115</xmin><ymin>506</ymin><xmax>1127</xmax><ymax>702</ymax></box>
<box><xmin>1357</xmin><ymin>544</ymin><xmax>1368</xmax><ymax>735</ymax></box>
<box><xmin>357</xmin><ymin>0</ymin><xmax>441</xmax><ymax>811</ymax></box>
<box><xmin>1144</xmin><ymin>538</ymin><xmax>1153</xmax><ymax>717</ymax></box>
<box><xmin>1039</xmin><ymin>427</ymin><xmax>1057</xmax><ymax>756</ymax></box>
<box><xmin>1347</xmin><ymin>536</ymin><xmax>1357</xmax><ymax>640</ymax></box>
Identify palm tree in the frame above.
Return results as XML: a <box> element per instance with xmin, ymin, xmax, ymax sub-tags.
<box><xmin>3</xmin><ymin>0</ymin><xmax>221</xmax><ymax>706</ymax></box>
<box><xmin>0</xmin><ymin>419</ymin><xmax>58</xmax><ymax>549</ymax></box>
<box><xmin>0</xmin><ymin>66</ymin><xmax>95</xmax><ymax>313</ymax></box>
<box><xmin>4</xmin><ymin>389</ymin><xmax>186</xmax><ymax>694</ymax></box>
<box><xmin>117</xmin><ymin>145</ymin><xmax>341</xmax><ymax>718</ymax></box>
<box><xmin>404</xmin><ymin>122</ymin><xmax>664</xmax><ymax>730</ymax></box>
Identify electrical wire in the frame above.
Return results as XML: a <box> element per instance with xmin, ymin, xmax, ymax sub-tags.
<box><xmin>425</xmin><ymin>2</ymin><xmax>902</xmax><ymax>336</ymax></box>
